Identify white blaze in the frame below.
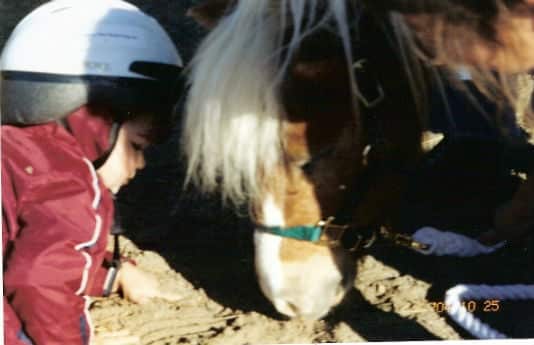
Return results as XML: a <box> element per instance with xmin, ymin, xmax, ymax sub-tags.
<box><xmin>254</xmin><ymin>194</ymin><xmax>284</xmax><ymax>302</ymax></box>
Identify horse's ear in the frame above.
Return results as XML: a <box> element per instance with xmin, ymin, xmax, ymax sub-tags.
<box><xmin>187</xmin><ymin>0</ymin><xmax>236</xmax><ymax>29</ymax></box>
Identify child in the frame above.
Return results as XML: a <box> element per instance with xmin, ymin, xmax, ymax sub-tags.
<box><xmin>1</xmin><ymin>1</ymin><xmax>183</xmax><ymax>344</ymax></box>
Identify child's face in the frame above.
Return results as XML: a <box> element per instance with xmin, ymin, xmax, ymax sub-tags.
<box><xmin>97</xmin><ymin>118</ymin><xmax>152</xmax><ymax>193</ymax></box>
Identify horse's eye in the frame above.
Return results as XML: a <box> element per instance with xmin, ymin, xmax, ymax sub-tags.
<box><xmin>300</xmin><ymin>160</ymin><xmax>314</xmax><ymax>175</ymax></box>
<box><xmin>297</xmin><ymin>146</ymin><xmax>335</xmax><ymax>175</ymax></box>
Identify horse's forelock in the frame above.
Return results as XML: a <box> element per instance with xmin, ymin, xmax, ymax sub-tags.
<box><xmin>184</xmin><ymin>0</ymin><xmax>361</xmax><ymax>206</ymax></box>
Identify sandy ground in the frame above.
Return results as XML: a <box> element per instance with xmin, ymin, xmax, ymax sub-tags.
<box><xmin>90</xmin><ymin>226</ymin><xmax>533</xmax><ymax>344</ymax></box>
<box><xmin>90</xmin><ymin>235</ymin><xmax>459</xmax><ymax>345</ymax></box>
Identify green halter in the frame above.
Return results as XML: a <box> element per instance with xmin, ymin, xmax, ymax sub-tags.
<box><xmin>256</xmin><ymin>217</ymin><xmax>350</xmax><ymax>246</ymax></box>
<box><xmin>258</xmin><ymin>225</ymin><xmax>323</xmax><ymax>242</ymax></box>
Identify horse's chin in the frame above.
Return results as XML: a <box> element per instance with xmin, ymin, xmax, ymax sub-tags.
<box><xmin>263</xmin><ymin>271</ymin><xmax>351</xmax><ymax>320</ymax></box>
<box><xmin>270</xmin><ymin>282</ymin><xmax>349</xmax><ymax>320</ymax></box>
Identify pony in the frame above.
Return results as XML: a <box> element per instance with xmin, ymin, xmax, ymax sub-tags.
<box><xmin>183</xmin><ymin>0</ymin><xmax>426</xmax><ymax>319</ymax></box>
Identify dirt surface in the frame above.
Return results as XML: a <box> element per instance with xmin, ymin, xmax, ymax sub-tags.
<box><xmin>3</xmin><ymin>1</ymin><xmax>534</xmax><ymax>344</ymax></box>
<box><xmin>90</xmin><ymin>222</ymin><xmax>533</xmax><ymax>344</ymax></box>
<box><xmin>91</xmin><ymin>235</ymin><xmax>459</xmax><ymax>345</ymax></box>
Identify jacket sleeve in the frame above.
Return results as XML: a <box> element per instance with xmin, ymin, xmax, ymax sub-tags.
<box><xmin>4</xmin><ymin>212</ymin><xmax>35</xmax><ymax>345</ymax></box>
<box><xmin>4</xmin><ymin>297</ymin><xmax>35</xmax><ymax>345</ymax></box>
<box><xmin>3</xmin><ymin>173</ymin><xmax>110</xmax><ymax>345</ymax></box>
<box><xmin>3</xmin><ymin>159</ymin><xmax>35</xmax><ymax>345</ymax></box>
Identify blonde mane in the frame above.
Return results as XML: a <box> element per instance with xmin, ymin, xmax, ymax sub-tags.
<box><xmin>183</xmin><ymin>0</ymin><xmax>361</xmax><ymax>205</ymax></box>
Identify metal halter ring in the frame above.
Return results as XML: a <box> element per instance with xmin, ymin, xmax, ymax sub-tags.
<box><xmin>352</xmin><ymin>58</ymin><xmax>385</xmax><ymax>109</ymax></box>
<box><xmin>317</xmin><ymin>216</ymin><xmax>350</xmax><ymax>247</ymax></box>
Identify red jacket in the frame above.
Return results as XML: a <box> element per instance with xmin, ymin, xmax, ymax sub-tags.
<box><xmin>2</xmin><ymin>107</ymin><xmax>115</xmax><ymax>345</ymax></box>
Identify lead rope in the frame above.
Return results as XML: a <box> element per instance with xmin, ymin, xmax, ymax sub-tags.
<box><xmin>411</xmin><ymin>227</ymin><xmax>534</xmax><ymax>339</ymax></box>
<box><xmin>412</xmin><ymin>227</ymin><xmax>505</xmax><ymax>257</ymax></box>
<box><xmin>445</xmin><ymin>284</ymin><xmax>534</xmax><ymax>339</ymax></box>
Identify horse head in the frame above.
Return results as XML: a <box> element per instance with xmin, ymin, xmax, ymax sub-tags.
<box><xmin>185</xmin><ymin>0</ymin><xmax>423</xmax><ymax>320</ymax></box>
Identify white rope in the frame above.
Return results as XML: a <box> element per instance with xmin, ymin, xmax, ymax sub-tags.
<box><xmin>410</xmin><ymin>226</ymin><xmax>533</xmax><ymax>339</ymax></box>
<box><xmin>412</xmin><ymin>226</ymin><xmax>505</xmax><ymax>257</ymax></box>
<box><xmin>445</xmin><ymin>284</ymin><xmax>534</xmax><ymax>339</ymax></box>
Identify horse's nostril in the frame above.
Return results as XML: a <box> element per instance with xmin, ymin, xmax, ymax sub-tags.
<box><xmin>287</xmin><ymin>302</ymin><xmax>300</xmax><ymax>315</ymax></box>
<box><xmin>285</xmin><ymin>301</ymin><xmax>319</xmax><ymax>319</ymax></box>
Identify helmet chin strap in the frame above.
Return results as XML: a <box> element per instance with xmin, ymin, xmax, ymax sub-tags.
<box><xmin>56</xmin><ymin>117</ymin><xmax>72</xmax><ymax>132</ymax></box>
<box><xmin>92</xmin><ymin>122</ymin><xmax>121</xmax><ymax>170</ymax></box>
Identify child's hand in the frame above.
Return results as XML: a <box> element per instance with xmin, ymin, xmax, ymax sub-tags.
<box><xmin>117</xmin><ymin>262</ymin><xmax>182</xmax><ymax>304</ymax></box>
<box><xmin>91</xmin><ymin>330</ymin><xmax>140</xmax><ymax>345</ymax></box>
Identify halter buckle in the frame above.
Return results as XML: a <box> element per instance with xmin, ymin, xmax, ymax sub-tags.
<box><xmin>317</xmin><ymin>216</ymin><xmax>350</xmax><ymax>246</ymax></box>
<box><xmin>379</xmin><ymin>227</ymin><xmax>430</xmax><ymax>251</ymax></box>
<box><xmin>352</xmin><ymin>58</ymin><xmax>385</xmax><ymax>109</ymax></box>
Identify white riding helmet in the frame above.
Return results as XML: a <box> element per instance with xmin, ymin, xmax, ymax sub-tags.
<box><xmin>0</xmin><ymin>0</ymin><xmax>183</xmax><ymax>125</ymax></box>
